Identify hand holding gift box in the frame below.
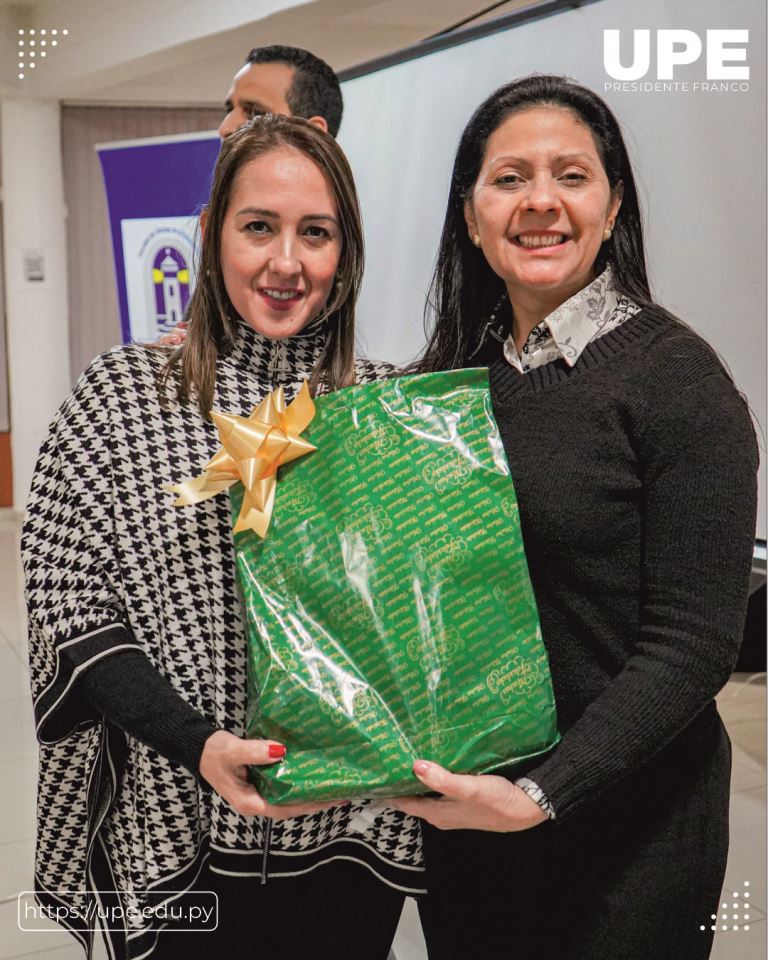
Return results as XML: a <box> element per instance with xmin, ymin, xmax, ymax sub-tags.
<box><xmin>171</xmin><ymin>369</ymin><xmax>559</xmax><ymax>803</ymax></box>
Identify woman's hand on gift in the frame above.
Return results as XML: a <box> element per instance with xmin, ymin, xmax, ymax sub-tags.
<box><xmin>386</xmin><ymin>760</ymin><xmax>548</xmax><ymax>832</ymax></box>
<box><xmin>156</xmin><ymin>319</ymin><xmax>188</xmax><ymax>346</ymax></box>
<box><xmin>200</xmin><ymin>730</ymin><xmax>342</xmax><ymax>819</ymax></box>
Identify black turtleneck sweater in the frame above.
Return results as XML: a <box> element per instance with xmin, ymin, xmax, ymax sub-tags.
<box><xmin>78</xmin><ymin>646</ymin><xmax>217</xmax><ymax>774</ymax></box>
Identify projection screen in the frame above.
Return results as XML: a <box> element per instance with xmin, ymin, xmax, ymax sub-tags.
<box><xmin>338</xmin><ymin>0</ymin><xmax>766</xmax><ymax>533</ymax></box>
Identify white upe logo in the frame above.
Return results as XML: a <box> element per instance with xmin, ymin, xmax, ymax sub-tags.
<box><xmin>604</xmin><ymin>29</ymin><xmax>749</xmax><ymax>81</ymax></box>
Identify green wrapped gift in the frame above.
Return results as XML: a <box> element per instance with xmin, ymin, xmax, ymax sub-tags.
<box><xmin>231</xmin><ymin>369</ymin><xmax>559</xmax><ymax>803</ymax></box>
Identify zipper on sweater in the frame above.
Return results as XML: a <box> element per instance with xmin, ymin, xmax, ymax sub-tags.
<box><xmin>260</xmin><ymin>818</ymin><xmax>273</xmax><ymax>885</ymax></box>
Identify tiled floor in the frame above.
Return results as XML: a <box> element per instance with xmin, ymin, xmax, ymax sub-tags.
<box><xmin>0</xmin><ymin>507</ymin><xmax>764</xmax><ymax>959</ymax></box>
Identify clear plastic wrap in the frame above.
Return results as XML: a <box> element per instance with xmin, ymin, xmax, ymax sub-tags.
<box><xmin>231</xmin><ymin>369</ymin><xmax>558</xmax><ymax>802</ymax></box>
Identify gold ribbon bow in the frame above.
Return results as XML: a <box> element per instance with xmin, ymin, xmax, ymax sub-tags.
<box><xmin>166</xmin><ymin>381</ymin><xmax>316</xmax><ymax>537</ymax></box>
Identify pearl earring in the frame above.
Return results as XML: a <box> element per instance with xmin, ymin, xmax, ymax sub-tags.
<box><xmin>603</xmin><ymin>225</ymin><xmax>613</xmax><ymax>242</ymax></box>
<box><xmin>472</xmin><ymin>234</ymin><xmax>481</xmax><ymax>247</ymax></box>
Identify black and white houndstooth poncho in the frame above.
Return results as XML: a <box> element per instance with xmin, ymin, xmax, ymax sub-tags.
<box><xmin>22</xmin><ymin>320</ymin><xmax>425</xmax><ymax>960</ymax></box>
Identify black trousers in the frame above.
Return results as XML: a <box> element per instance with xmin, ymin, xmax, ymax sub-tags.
<box><xmin>418</xmin><ymin>715</ymin><xmax>731</xmax><ymax>960</ymax></box>
<box><xmin>151</xmin><ymin>859</ymin><xmax>406</xmax><ymax>960</ymax></box>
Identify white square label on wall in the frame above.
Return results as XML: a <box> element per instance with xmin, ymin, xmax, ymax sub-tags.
<box><xmin>23</xmin><ymin>250</ymin><xmax>45</xmax><ymax>283</ymax></box>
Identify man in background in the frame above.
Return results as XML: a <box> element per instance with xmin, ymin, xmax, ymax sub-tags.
<box><xmin>219</xmin><ymin>44</ymin><xmax>343</xmax><ymax>139</ymax></box>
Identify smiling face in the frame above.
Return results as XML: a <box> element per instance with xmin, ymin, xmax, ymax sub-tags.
<box><xmin>464</xmin><ymin>106</ymin><xmax>622</xmax><ymax>316</ymax></box>
<box><xmin>219</xmin><ymin>146</ymin><xmax>341</xmax><ymax>339</ymax></box>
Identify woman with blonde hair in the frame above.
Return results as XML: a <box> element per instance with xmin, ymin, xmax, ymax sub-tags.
<box><xmin>23</xmin><ymin>115</ymin><xmax>422</xmax><ymax>960</ymax></box>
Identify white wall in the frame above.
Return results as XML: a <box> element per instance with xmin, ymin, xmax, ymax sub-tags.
<box><xmin>340</xmin><ymin>0</ymin><xmax>766</xmax><ymax>534</ymax></box>
<box><xmin>1</xmin><ymin>100</ymin><xmax>70</xmax><ymax>510</ymax></box>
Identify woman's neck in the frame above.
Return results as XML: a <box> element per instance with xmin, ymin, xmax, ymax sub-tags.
<box><xmin>507</xmin><ymin>272</ymin><xmax>596</xmax><ymax>353</ymax></box>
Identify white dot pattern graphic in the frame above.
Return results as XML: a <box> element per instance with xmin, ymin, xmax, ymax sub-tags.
<box><xmin>14</xmin><ymin>27</ymin><xmax>67</xmax><ymax>78</ymax></box>
<box><xmin>709</xmin><ymin>884</ymin><xmax>757</xmax><ymax>933</ymax></box>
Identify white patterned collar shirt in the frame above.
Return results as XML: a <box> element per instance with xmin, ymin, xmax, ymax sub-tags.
<box><xmin>503</xmin><ymin>266</ymin><xmax>641</xmax><ymax>374</ymax></box>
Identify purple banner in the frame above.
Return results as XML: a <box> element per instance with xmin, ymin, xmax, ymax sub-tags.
<box><xmin>97</xmin><ymin>132</ymin><xmax>219</xmax><ymax>343</ymax></box>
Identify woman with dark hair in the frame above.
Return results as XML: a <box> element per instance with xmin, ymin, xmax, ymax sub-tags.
<box><xmin>22</xmin><ymin>115</ymin><xmax>422</xmax><ymax>960</ymax></box>
<box><xmin>390</xmin><ymin>75</ymin><xmax>757</xmax><ymax>960</ymax></box>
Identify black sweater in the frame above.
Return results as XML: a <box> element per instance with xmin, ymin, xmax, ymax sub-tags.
<box><xmin>80</xmin><ymin>309</ymin><xmax>758</xmax><ymax>819</ymax></box>
<box><xmin>488</xmin><ymin>308</ymin><xmax>757</xmax><ymax>819</ymax></box>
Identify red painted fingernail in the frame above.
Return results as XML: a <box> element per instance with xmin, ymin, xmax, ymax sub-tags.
<box><xmin>268</xmin><ymin>743</ymin><xmax>286</xmax><ymax>759</ymax></box>
<box><xmin>414</xmin><ymin>760</ymin><xmax>430</xmax><ymax>776</ymax></box>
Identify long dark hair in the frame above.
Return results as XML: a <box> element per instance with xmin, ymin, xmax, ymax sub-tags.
<box><xmin>418</xmin><ymin>74</ymin><xmax>655</xmax><ymax>373</ymax></box>
<box><xmin>162</xmin><ymin>114</ymin><xmax>363</xmax><ymax>415</ymax></box>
